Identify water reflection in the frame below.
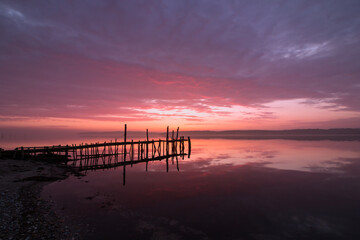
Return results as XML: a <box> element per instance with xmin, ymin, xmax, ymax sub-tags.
<box><xmin>189</xmin><ymin>139</ymin><xmax>360</xmax><ymax>173</ymax></box>
<box><xmin>66</xmin><ymin>138</ymin><xmax>190</xmax><ymax>185</ymax></box>
<box><xmin>42</xmin><ymin>139</ymin><xmax>360</xmax><ymax>239</ymax></box>
<box><xmin>70</xmin><ymin>152</ymin><xmax>185</xmax><ymax>186</ymax></box>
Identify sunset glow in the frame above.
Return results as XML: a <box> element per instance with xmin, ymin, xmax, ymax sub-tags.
<box><xmin>1</xmin><ymin>1</ymin><xmax>360</xmax><ymax>131</ymax></box>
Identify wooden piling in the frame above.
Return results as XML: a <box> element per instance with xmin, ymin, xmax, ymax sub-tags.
<box><xmin>188</xmin><ymin>136</ymin><xmax>191</xmax><ymax>158</ymax></box>
<box><xmin>176</xmin><ymin>127</ymin><xmax>179</xmax><ymax>154</ymax></box>
<box><xmin>124</xmin><ymin>124</ymin><xmax>127</xmax><ymax>162</ymax></box>
<box><xmin>166</xmin><ymin>126</ymin><xmax>169</xmax><ymax>155</ymax></box>
<box><xmin>146</xmin><ymin>129</ymin><xmax>149</xmax><ymax>159</ymax></box>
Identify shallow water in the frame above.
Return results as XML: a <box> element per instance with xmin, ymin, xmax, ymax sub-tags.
<box><xmin>42</xmin><ymin>138</ymin><xmax>360</xmax><ymax>239</ymax></box>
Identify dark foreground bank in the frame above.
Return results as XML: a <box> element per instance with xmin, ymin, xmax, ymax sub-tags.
<box><xmin>0</xmin><ymin>159</ymin><xmax>78</xmax><ymax>240</ymax></box>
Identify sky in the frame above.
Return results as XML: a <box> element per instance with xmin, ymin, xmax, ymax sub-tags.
<box><xmin>1</xmin><ymin>0</ymin><xmax>360</xmax><ymax>131</ymax></box>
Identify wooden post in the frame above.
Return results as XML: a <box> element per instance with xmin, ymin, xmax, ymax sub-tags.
<box><xmin>166</xmin><ymin>126</ymin><xmax>169</xmax><ymax>155</ymax></box>
<box><xmin>188</xmin><ymin>136</ymin><xmax>191</xmax><ymax>158</ymax></box>
<box><xmin>181</xmin><ymin>138</ymin><xmax>185</xmax><ymax>159</ymax></box>
<box><xmin>123</xmin><ymin>125</ymin><xmax>127</xmax><ymax>185</ymax></box>
<box><xmin>146</xmin><ymin>129</ymin><xmax>149</xmax><ymax>159</ymax></box>
<box><xmin>176</xmin><ymin>127</ymin><xmax>179</xmax><ymax>154</ymax></box>
<box><xmin>172</xmin><ymin>130</ymin><xmax>175</xmax><ymax>153</ymax></box>
<box><xmin>124</xmin><ymin>124</ymin><xmax>127</xmax><ymax>162</ymax></box>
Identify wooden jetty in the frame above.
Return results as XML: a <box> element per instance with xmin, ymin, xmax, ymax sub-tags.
<box><xmin>0</xmin><ymin>125</ymin><xmax>191</xmax><ymax>165</ymax></box>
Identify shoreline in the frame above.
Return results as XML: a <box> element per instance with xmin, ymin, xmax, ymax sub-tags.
<box><xmin>0</xmin><ymin>159</ymin><xmax>78</xmax><ymax>239</ymax></box>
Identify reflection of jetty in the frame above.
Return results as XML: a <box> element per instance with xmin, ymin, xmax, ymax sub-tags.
<box><xmin>73</xmin><ymin>152</ymin><xmax>186</xmax><ymax>172</ymax></box>
<box><xmin>0</xmin><ymin>125</ymin><xmax>191</xmax><ymax>164</ymax></box>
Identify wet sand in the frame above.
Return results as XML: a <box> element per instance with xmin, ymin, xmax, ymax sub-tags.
<box><xmin>0</xmin><ymin>159</ymin><xmax>77</xmax><ymax>240</ymax></box>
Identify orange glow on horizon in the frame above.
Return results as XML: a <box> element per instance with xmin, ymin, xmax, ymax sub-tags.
<box><xmin>0</xmin><ymin>98</ymin><xmax>359</xmax><ymax>131</ymax></box>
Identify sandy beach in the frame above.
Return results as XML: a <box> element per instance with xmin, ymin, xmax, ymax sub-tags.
<box><xmin>0</xmin><ymin>159</ymin><xmax>77</xmax><ymax>240</ymax></box>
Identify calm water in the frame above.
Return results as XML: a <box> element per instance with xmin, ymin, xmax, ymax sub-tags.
<box><xmin>42</xmin><ymin>138</ymin><xmax>360</xmax><ymax>239</ymax></box>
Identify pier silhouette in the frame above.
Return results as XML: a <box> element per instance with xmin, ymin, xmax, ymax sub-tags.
<box><xmin>0</xmin><ymin>125</ymin><xmax>191</xmax><ymax>185</ymax></box>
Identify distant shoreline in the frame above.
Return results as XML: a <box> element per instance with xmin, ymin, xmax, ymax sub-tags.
<box><xmin>80</xmin><ymin>128</ymin><xmax>360</xmax><ymax>141</ymax></box>
<box><xmin>181</xmin><ymin>129</ymin><xmax>360</xmax><ymax>141</ymax></box>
